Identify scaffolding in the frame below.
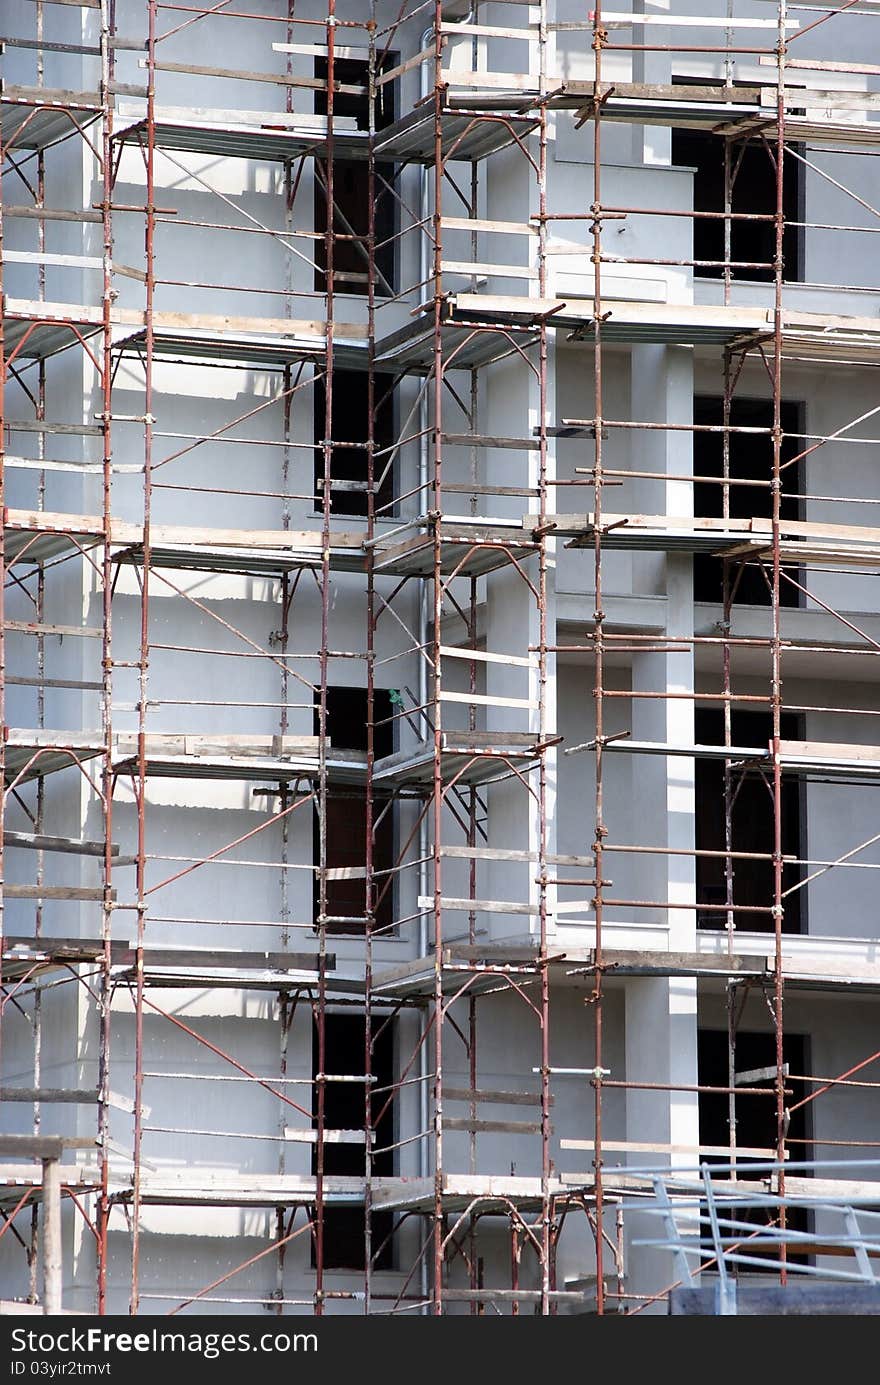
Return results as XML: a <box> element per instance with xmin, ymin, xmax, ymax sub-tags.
<box><xmin>2</xmin><ymin>0</ymin><xmax>880</xmax><ymax>1316</ymax></box>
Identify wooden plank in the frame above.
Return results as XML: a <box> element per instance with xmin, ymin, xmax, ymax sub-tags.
<box><xmin>583</xmin><ymin>948</ymin><xmax>769</xmax><ymax>977</ymax></box>
<box><xmin>444</xmin><ymin>1087</ymin><xmax>550</xmax><ymax>1108</ymax></box>
<box><xmin>442</xmin><ymin>260</ymin><xmax>538</xmax><ymax>280</ymax></box>
<box><xmin>560</xmin><ymin>1139</ymin><xmax>777</xmax><ymax>1157</ymax></box>
<box><xmin>441</xmin><ymin>217</ymin><xmax>536</xmax><ymax>237</ymax></box>
<box><xmin>534</xmin><ymin>512</ymin><xmax>880</xmax><ymax>546</ymax></box>
<box><xmin>441</xmin><ymin>845</ymin><xmax>537</xmax><ymax>863</ymax></box>
<box><xmin>140</xmin><ymin>59</ymin><xmax>365</xmax><ymax>95</ymax></box>
<box><xmin>6</xmin><ymin>677</ymin><xmax>103</xmax><ymax>692</ymax></box>
<box><xmin>459</xmin><ymin>293</ymin><xmax>771</xmax><ymax>332</ymax></box>
<box><xmin>4</xmin><ymin>251</ymin><xmax>103</xmax><ymax>271</ymax></box>
<box><xmin>455</xmin><ymin>290</ymin><xmax>567</xmax><ymax>318</ymax></box>
<box><xmin>114</xmin><ymin>733</ymin><xmax>319</xmax><ymax>758</ymax></box>
<box><xmin>5</xmin><ymin>622</ymin><xmax>103</xmax><ymax>639</ymax></box>
<box><xmin>4</xmin><ymin>203</ymin><xmax>102</xmax><ymax>223</ymax></box>
<box><xmin>113</xmin><ymin>261</ymin><xmax>147</xmax><ymax>284</ymax></box>
<box><xmin>441</xmin><ymin>432</ymin><xmax>539</xmax><ymax>450</ymax></box>
<box><xmin>442</xmin><ymin>1289</ymin><xmax>592</xmax><ymax>1302</ymax></box>
<box><xmin>111</xmin><ymin>519</ymin><xmax>363</xmax><ymax>550</ymax></box>
<box><xmin>549</xmin><ymin>851</ymin><xmax>598</xmax><ymax>867</ymax></box>
<box><xmin>270</xmin><ymin>42</ymin><xmax>367</xmax><ymax>60</ymax></box>
<box><xmin>0</xmin><ymin>1166</ymin><xmax>92</xmax><ymax>1188</ymax></box>
<box><xmin>6</xmin><ymin>507</ymin><xmax>104</xmax><ymax>535</ymax></box>
<box><xmin>141</xmin><ymin>948</ymin><xmax>329</xmax><ymax>972</ymax></box>
<box><xmin>420</xmin><ymin>896</ymin><xmax>539</xmax><ymax>915</ymax></box>
<box><xmin>6</xmin><ymin>730</ymin><xmax>104</xmax><ymax>750</ymax></box>
<box><xmin>2</xmin><ymin>418</ymin><xmax>102</xmax><ymax>434</ymax></box>
<box><xmin>0</xmin><ymin>1088</ymin><xmax>97</xmax><ymax>1104</ymax></box>
<box><xmin>118</xmin><ymin>304</ymin><xmax>283</xmax><ymax>334</ymax></box>
<box><xmin>147</xmin><ymin>309</ymin><xmax>367</xmax><ymax>340</ymax></box>
<box><xmin>783</xmin><ymin>305</ymin><xmax>880</xmax><ymax>335</ymax></box>
<box><xmin>3</xmin><ymin>886</ymin><xmax>112</xmax><ymax>902</ymax></box>
<box><xmin>440</xmin><ymin>845</ymin><xmax>595</xmax><ymax>868</ymax></box>
<box><xmin>376</xmin><ymin>47</ymin><xmax>436</xmax><ymax>86</ymax></box>
<box><xmin>443</xmin><ymin>483</ymin><xmax>539</xmax><ymax>498</ymax></box>
<box><xmin>443</xmin><ymin>69</ymin><xmax>540</xmax><ymax>91</ymax></box>
<box><xmin>0</xmin><ymin>1136</ymin><xmax>68</xmax><ymax>1158</ymax></box>
<box><xmin>4</xmin><ymin>831</ymin><xmax>117</xmax><ymax>858</ymax></box>
<box><xmin>108</xmin><ymin>81</ymin><xmax>148</xmax><ymax>97</ymax></box>
<box><xmin>780</xmin><ymin>739</ymin><xmax>880</xmax><ymax>762</ymax></box>
<box><xmin>760</xmin><ymin>54</ymin><xmax>880</xmax><ymax>77</ymax></box>
<box><xmin>106</xmin><ymin>1091</ymin><xmax>153</xmax><ymax>1122</ymax></box>
<box><xmin>440</xmin><ymin>21</ymin><xmax>532</xmax><ymax>40</ymax></box>
<box><xmin>135</xmin><ymin>1172</ymin><xmax>357</xmax><ymax>1189</ymax></box>
<box><xmin>597</xmin><ymin>11</ymin><xmax>797</xmax><ymax>26</ymax></box>
<box><xmin>761</xmin><ymin>86</ymin><xmax>880</xmax><ymax>111</ymax></box>
<box><xmin>439</xmin><ymin>690</ymin><xmax>538</xmax><ymax>710</ymax></box>
<box><xmin>2</xmin><ymin>936</ymin><xmax>103</xmax><ymax>956</ymax></box>
<box><xmin>283</xmin><ymin>1128</ymin><xmax>370</xmax><ymax>1145</ymax></box>
<box><xmin>444</xmin><ymin>1117</ymin><xmax>543</xmax><ymax>1135</ymax></box>
<box><xmin>735</xmin><ymin>1064</ymin><xmax>787</xmax><ymax>1086</ymax></box>
<box><xmin>1</xmin><ymin>87</ymin><xmax>101</xmax><ymax>109</ymax></box>
<box><xmin>577</xmin><ymin>80</ymin><xmax>760</xmax><ymax>104</ymax></box>
<box><xmin>115</xmin><ymin>104</ymin><xmax>349</xmax><ymax>132</ymax></box>
<box><xmin>441</xmin><ymin>945</ymin><xmax>538</xmax><ymax>965</ymax></box>
<box><xmin>440</xmin><ymin>729</ymin><xmax>538</xmax><ymax>747</ymax></box>
<box><xmin>441</xmin><ymin>633</ymin><xmax>530</xmax><ymax>660</ymax></box>
<box><xmin>445</xmin><ymin>945</ymin><xmax>769</xmax><ymax>977</ymax></box>
<box><xmin>3</xmin><ymin>298</ymin><xmax>103</xmax><ymax>325</ymax></box>
<box><xmin>6</xmin><ymin>457</ymin><xmax>129</xmax><ymax>476</ymax></box>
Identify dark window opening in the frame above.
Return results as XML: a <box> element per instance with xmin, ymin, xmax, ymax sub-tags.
<box><xmin>313</xmin><ymin>686</ymin><xmax>395</xmax><ymax>935</ymax></box>
<box><xmin>672</xmin><ymin>114</ymin><xmax>803</xmax><ymax>283</ymax></box>
<box><xmin>693</xmin><ymin>396</ymin><xmax>803</xmax><ymax>607</ymax></box>
<box><xmin>312</xmin><ymin>1012</ymin><xmax>396</xmax><ymax>1271</ymax></box>
<box><xmin>313</xmin><ymin>370</ymin><xmax>395</xmax><ymax>517</ymax></box>
<box><xmin>698</xmin><ymin>1028</ymin><xmax>811</xmax><ymax>1267</ymax></box>
<box><xmin>696</xmin><ymin>708</ymin><xmax>804</xmax><ymax>934</ymax></box>
<box><xmin>314</xmin><ymin>56</ymin><xmax>397</xmax><ymax>295</ymax></box>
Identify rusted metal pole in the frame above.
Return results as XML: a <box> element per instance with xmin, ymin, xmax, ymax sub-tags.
<box><xmin>536</xmin><ymin>0</ymin><xmax>553</xmax><ymax>1319</ymax></box>
<box><xmin>313</xmin><ymin>0</ymin><xmax>337</xmax><ymax>1316</ymax></box>
<box><xmin>590</xmin><ymin>0</ymin><xmax>607</xmax><ymax>1317</ymax></box>
<box><xmin>431</xmin><ymin>0</ymin><xmax>445</xmax><ymax>1316</ymax></box>
<box><xmin>364</xmin><ymin>11</ymin><xmax>379</xmax><ymax>1316</ymax></box>
<box><xmin>129</xmin><ymin>0</ymin><xmax>158</xmax><ymax>1316</ymax></box>
<box><xmin>771</xmin><ymin>0</ymin><xmax>789</xmax><ymax>1280</ymax></box>
<box><xmin>30</xmin><ymin>6</ymin><xmax>47</xmax><ymax>1311</ymax></box>
<box><xmin>0</xmin><ymin>24</ymin><xmax>6</xmax><ymax>1166</ymax></box>
<box><xmin>97</xmin><ymin>0</ymin><xmax>116</xmax><ymax>1316</ymax></box>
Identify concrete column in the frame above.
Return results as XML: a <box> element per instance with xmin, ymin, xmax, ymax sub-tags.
<box><xmin>631</xmin><ymin>0</ymin><xmax>672</xmax><ymax>167</ymax></box>
<box><xmin>42</xmin><ymin>1158</ymin><xmax>62</xmax><ymax>1315</ymax></box>
<box><xmin>532</xmin><ymin>341</ymin><xmax>558</xmax><ymax>936</ymax></box>
<box><xmin>483</xmin><ymin>353</ymin><xmax>557</xmax><ymax>940</ymax></box>
<box><xmin>624</xmin><ymin>344</ymin><xmax>699</xmax><ymax>1303</ymax></box>
<box><xmin>626</xmin><ymin>595</ymin><xmax>701</xmax><ymax>1307</ymax></box>
<box><xmin>627</xmin><ymin>559</ymin><xmax>699</xmax><ymax>1162</ymax></box>
<box><xmin>483</xmin><ymin>62</ymin><xmax>557</xmax><ymax>942</ymax></box>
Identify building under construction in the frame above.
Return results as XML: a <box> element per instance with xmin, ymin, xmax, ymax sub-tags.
<box><xmin>3</xmin><ymin>0</ymin><xmax>880</xmax><ymax>1317</ymax></box>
